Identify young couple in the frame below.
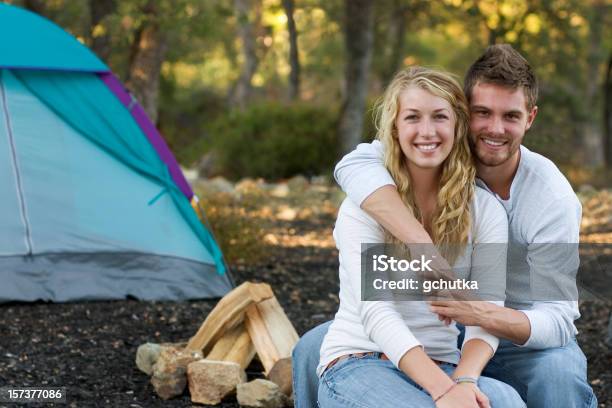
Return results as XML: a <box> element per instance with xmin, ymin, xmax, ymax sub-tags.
<box><xmin>292</xmin><ymin>45</ymin><xmax>597</xmax><ymax>407</ymax></box>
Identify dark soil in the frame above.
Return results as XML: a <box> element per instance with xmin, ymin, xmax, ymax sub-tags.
<box><xmin>1</xmin><ymin>207</ymin><xmax>610</xmax><ymax>407</ymax></box>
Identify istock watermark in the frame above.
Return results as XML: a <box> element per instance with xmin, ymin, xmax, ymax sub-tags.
<box><xmin>359</xmin><ymin>243</ymin><xmax>612</xmax><ymax>302</ymax></box>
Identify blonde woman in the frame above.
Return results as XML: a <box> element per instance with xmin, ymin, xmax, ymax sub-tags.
<box><xmin>316</xmin><ymin>67</ymin><xmax>525</xmax><ymax>408</ymax></box>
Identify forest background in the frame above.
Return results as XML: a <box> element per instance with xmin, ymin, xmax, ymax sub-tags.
<box><xmin>5</xmin><ymin>0</ymin><xmax>612</xmax><ymax>186</ymax></box>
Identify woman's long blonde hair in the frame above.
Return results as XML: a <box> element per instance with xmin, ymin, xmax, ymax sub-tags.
<box><xmin>375</xmin><ymin>67</ymin><xmax>475</xmax><ymax>263</ymax></box>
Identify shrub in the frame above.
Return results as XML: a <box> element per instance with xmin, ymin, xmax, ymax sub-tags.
<box><xmin>208</xmin><ymin>102</ymin><xmax>340</xmax><ymax>180</ymax></box>
<box><xmin>197</xmin><ymin>191</ymin><xmax>269</xmax><ymax>266</ymax></box>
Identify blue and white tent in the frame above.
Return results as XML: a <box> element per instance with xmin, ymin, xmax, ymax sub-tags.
<box><xmin>0</xmin><ymin>3</ymin><xmax>233</xmax><ymax>302</ymax></box>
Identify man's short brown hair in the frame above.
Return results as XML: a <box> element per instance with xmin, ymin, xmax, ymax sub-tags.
<box><xmin>464</xmin><ymin>44</ymin><xmax>538</xmax><ymax>110</ymax></box>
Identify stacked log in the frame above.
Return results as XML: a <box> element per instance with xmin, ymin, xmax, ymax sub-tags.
<box><xmin>135</xmin><ymin>281</ymin><xmax>299</xmax><ymax>406</ymax></box>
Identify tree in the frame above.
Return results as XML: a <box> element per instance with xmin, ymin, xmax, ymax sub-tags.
<box><xmin>125</xmin><ymin>0</ymin><xmax>168</xmax><ymax>123</ymax></box>
<box><xmin>605</xmin><ymin>54</ymin><xmax>612</xmax><ymax>168</ymax></box>
<box><xmin>282</xmin><ymin>0</ymin><xmax>300</xmax><ymax>100</ymax></box>
<box><xmin>338</xmin><ymin>0</ymin><xmax>375</xmax><ymax>153</ymax></box>
<box><xmin>575</xmin><ymin>0</ymin><xmax>608</xmax><ymax>167</ymax></box>
<box><xmin>230</xmin><ymin>0</ymin><xmax>262</xmax><ymax>109</ymax></box>
<box><xmin>88</xmin><ymin>0</ymin><xmax>117</xmax><ymax>63</ymax></box>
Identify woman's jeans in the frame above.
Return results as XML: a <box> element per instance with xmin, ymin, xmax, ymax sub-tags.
<box><xmin>318</xmin><ymin>353</ymin><xmax>525</xmax><ymax>408</ymax></box>
<box><xmin>293</xmin><ymin>321</ymin><xmax>598</xmax><ymax>408</ymax></box>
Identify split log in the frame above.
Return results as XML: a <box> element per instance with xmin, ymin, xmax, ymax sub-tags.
<box><xmin>186</xmin><ymin>282</ymin><xmax>274</xmax><ymax>353</ymax></box>
<box><xmin>206</xmin><ymin>323</ymin><xmax>256</xmax><ymax>370</ymax></box>
<box><xmin>245</xmin><ymin>296</ymin><xmax>298</xmax><ymax>376</ymax></box>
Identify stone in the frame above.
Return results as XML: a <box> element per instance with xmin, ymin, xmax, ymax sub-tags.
<box><xmin>237</xmin><ymin>379</ymin><xmax>285</xmax><ymax>408</ymax></box>
<box><xmin>181</xmin><ymin>167</ymin><xmax>199</xmax><ymax>184</ymax></box>
<box><xmin>135</xmin><ymin>342</ymin><xmax>188</xmax><ymax>375</ymax></box>
<box><xmin>197</xmin><ymin>177</ymin><xmax>235</xmax><ymax>195</ymax></box>
<box><xmin>187</xmin><ymin>360</ymin><xmax>246</xmax><ymax>405</ymax></box>
<box><xmin>135</xmin><ymin>343</ymin><xmax>162</xmax><ymax>376</ymax></box>
<box><xmin>197</xmin><ymin>152</ymin><xmax>218</xmax><ymax>178</ymax></box>
<box><xmin>150</xmin><ymin>347</ymin><xmax>203</xmax><ymax>400</ymax></box>
<box><xmin>267</xmin><ymin>357</ymin><xmax>293</xmax><ymax>396</ymax></box>
<box><xmin>287</xmin><ymin>175</ymin><xmax>309</xmax><ymax>192</ymax></box>
<box><xmin>276</xmin><ymin>206</ymin><xmax>297</xmax><ymax>221</ymax></box>
<box><xmin>270</xmin><ymin>184</ymin><xmax>289</xmax><ymax>198</ymax></box>
<box><xmin>310</xmin><ymin>175</ymin><xmax>329</xmax><ymax>186</ymax></box>
<box><xmin>578</xmin><ymin>184</ymin><xmax>597</xmax><ymax>195</ymax></box>
<box><xmin>235</xmin><ymin>178</ymin><xmax>264</xmax><ymax>193</ymax></box>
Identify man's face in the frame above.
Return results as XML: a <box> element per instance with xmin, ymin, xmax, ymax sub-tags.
<box><xmin>469</xmin><ymin>82</ymin><xmax>538</xmax><ymax>167</ymax></box>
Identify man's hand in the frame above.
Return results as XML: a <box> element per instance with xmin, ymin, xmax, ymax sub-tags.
<box><xmin>436</xmin><ymin>383</ymin><xmax>489</xmax><ymax>408</ymax></box>
<box><xmin>429</xmin><ymin>301</ymin><xmax>495</xmax><ymax>327</ymax></box>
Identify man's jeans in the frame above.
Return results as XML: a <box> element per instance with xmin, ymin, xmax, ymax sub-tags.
<box><xmin>292</xmin><ymin>321</ymin><xmax>598</xmax><ymax>408</ymax></box>
<box><xmin>318</xmin><ymin>355</ymin><xmax>525</xmax><ymax>407</ymax></box>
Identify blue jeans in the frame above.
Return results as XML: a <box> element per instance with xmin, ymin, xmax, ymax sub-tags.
<box><xmin>318</xmin><ymin>354</ymin><xmax>525</xmax><ymax>407</ymax></box>
<box><xmin>456</xmin><ymin>325</ymin><xmax>598</xmax><ymax>408</ymax></box>
<box><xmin>293</xmin><ymin>321</ymin><xmax>597</xmax><ymax>408</ymax></box>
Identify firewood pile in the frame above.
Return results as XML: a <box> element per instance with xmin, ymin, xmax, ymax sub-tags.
<box><xmin>135</xmin><ymin>282</ymin><xmax>299</xmax><ymax>407</ymax></box>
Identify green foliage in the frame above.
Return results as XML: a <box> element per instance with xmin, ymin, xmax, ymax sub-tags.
<box><xmin>208</xmin><ymin>102</ymin><xmax>340</xmax><ymax>180</ymax></box>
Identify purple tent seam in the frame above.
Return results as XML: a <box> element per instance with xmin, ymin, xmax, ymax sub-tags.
<box><xmin>99</xmin><ymin>72</ymin><xmax>194</xmax><ymax>200</ymax></box>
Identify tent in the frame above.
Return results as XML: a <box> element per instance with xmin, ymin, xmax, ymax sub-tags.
<box><xmin>0</xmin><ymin>3</ymin><xmax>233</xmax><ymax>302</ymax></box>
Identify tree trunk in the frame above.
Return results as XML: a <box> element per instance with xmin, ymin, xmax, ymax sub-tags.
<box><xmin>579</xmin><ymin>0</ymin><xmax>607</xmax><ymax>167</ymax></box>
<box><xmin>381</xmin><ymin>0</ymin><xmax>408</xmax><ymax>86</ymax></box>
<box><xmin>23</xmin><ymin>0</ymin><xmax>48</xmax><ymax>17</ymax></box>
<box><xmin>338</xmin><ymin>0</ymin><xmax>375</xmax><ymax>154</ymax></box>
<box><xmin>125</xmin><ymin>1</ymin><xmax>167</xmax><ymax>124</ymax></box>
<box><xmin>282</xmin><ymin>0</ymin><xmax>300</xmax><ymax>100</ymax></box>
<box><xmin>230</xmin><ymin>0</ymin><xmax>261</xmax><ymax>109</ymax></box>
<box><xmin>605</xmin><ymin>54</ymin><xmax>612</xmax><ymax>169</ymax></box>
<box><xmin>89</xmin><ymin>0</ymin><xmax>116</xmax><ymax>63</ymax></box>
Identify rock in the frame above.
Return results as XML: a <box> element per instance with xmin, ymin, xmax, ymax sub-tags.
<box><xmin>181</xmin><ymin>167</ymin><xmax>198</xmax><ymax>184</ymax></box>
<box><xmin>197</xmin><ymin>152</ymin><xmax>218</xmax><ymax>178</ymax></box>
<box><xmin>237</xmin><ymin>379</ymin><xmax>285</xmax><ymax>408</ymax></box>
<box><xmin>578</xmin><ymin>184</ymin><xmax>597</xmax><ymax>196</ymax></box>
<box><xmin>135</xmin><ymin>342</ymin><xmax>188</xmax><ymax>375</ymax></box>
<box><xmin>235</xmin><ymin>178</ymin><xmax>263</xmax><ymax>195</ymax></box>
<box><xmin>150</xmin><ymin>347</ymin><xmax>203</xmax><ymax>400</ymax></box>
<box><xmin>197</xmin><ymin>177</ymin><xmax>234</xmax><ymax>194</ymax></box>
<box><xmin>135</xmin><ymin>343</ymin><xmax>162</xmax><ymax>375</ymax></box>
<box><xmin>267</xmin><ymin>357</ymin><xmax>293</xmax><ymax>396</ymax></box>
<box><xmin>270</xmin><ymin>184</ymin><xmax>289</xmax><ymax>198</ymax></box>
<box><xmin>187</xmin><ymin>360</ymin><xmax>246</xmax><ymax>405</ymax></box>
<box><xmin>310</xmin><ymin>175</ymin><xmax>329</xmax><ymax>186</ymax></box>
<box><xmin>287</xmin><ymin>175</ymin><xmax>309</xmax><ymax>192</ymax></box>
<box><xmin>276</xmin><ymin>206</ymin><xmax>297</xmax><ymax>221</ymax></box>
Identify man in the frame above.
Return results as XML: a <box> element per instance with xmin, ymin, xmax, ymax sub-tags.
<box><xmin>292</xmin><ymin>44</ymin><xmax>597</xmax><ymax>407</ymax></box>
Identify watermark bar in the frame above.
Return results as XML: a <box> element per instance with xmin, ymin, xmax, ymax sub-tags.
<box><xmin>360</xmin><ymin>243</ymin><xmax>612</xmax><ymax>302</ymax></box>
<box><xmin>0</xmin><ymin>387</ymin><xmax>67</xmax><ymax>403</ymax></box>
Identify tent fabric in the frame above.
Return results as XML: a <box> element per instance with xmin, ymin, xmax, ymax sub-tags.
<box><xmin>0</xmin><ymin>69</ymin><xmax>231</xmax><ymax>302</ymax></box>
<box><xmin>0</xmin><ymin>3</ymin><xmax>232</xmax><ymax>302</ymax></box>
<box><xmin>0</xmin><ymin>253</ymin><xmax>227</xmax><ymax>302</ymax></box>
<box><xmin>11</xmin><ymin>70</ymin><xmax>226</xmax><ymax>275</ymax></box>
<box><xmin>0</xmin><ymin>3</ymin><xmax>109</xmax><ymax>73</ymax></box>
<box><xmin>100</xmin><ymin>73</ymin><xmax>194</xmax><ymax>200</ymax></box>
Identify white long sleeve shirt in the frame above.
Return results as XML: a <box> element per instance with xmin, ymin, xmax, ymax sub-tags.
<box><xmin>334</xmin><ymin>141</ymin><xmax>581</xmax><ymax>349</ymax></box>
<box><xmin>318</xmin><ymin>187</ymin><xmax>508</xmax><ymax>376</ymax></box>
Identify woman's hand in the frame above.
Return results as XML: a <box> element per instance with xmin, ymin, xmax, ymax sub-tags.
<box><xmin>435</xmin><ymin>383</ymin><xmax>490</xmax><ymax>408</ymax></box>
<box><xmin>459</xmin><ymin>383</ymin><xmax>490</xmax><ymax>408</ymax></box>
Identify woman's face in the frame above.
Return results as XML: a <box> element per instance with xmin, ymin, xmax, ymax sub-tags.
<box><xmin>395</xmin><ymin>87</ymin><xmax>456</xmax><ymax>170</ymax></box>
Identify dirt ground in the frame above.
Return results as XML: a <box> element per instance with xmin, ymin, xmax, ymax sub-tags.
<box><xmin>1</xmin><ymin>181</ymin><xmax>610</xmax><ymax>407</ymax></box>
